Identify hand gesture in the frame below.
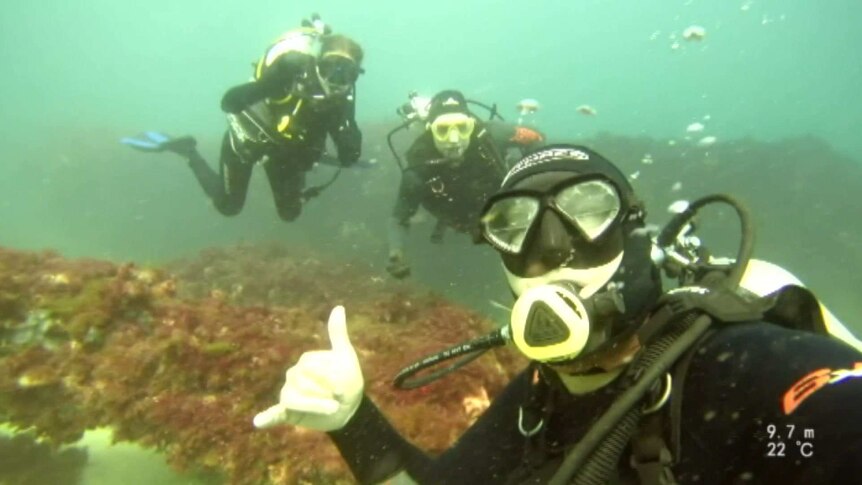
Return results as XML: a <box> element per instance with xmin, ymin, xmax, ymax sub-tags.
<box><xmin>253</xmin><ymin>306</ymin><xmax>363</xmax><ymax>432</ymax></box>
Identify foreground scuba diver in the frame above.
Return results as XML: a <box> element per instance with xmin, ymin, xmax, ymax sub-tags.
<box><xmin>122</xmin><ymin>14</ymin><xmax>364</xmax><ymax>222</ymax></box>
<box><xmin>385</xmin><ymin>89</ymin><xmax>545</xmax><ymax>279</ymax></box>
<box><xmin>253</xmin><ymin>145</ymin><xmax>862</xmax><ymax>484</ymax></box>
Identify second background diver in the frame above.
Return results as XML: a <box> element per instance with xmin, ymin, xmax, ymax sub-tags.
<box><xmin>385</xmin><ymin>89</ymin><xmax>545</xmax><ymax>279</ymax></box>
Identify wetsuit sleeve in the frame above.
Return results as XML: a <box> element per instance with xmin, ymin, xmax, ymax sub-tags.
<box><xmin>680</xmin><ymin>323</ymin><xmax>862</xmax><ymax>484</ymax></box>
<box><xmin>387</xmin><ymin>171</ymin><xmax>423</xmax><ymax>256</ymax></box>
<box><xmin>328</xmin><ymin>94</ymin><xmax>362</xmax><ymax>166</ymax></box>
<box><xmin>329</xmin><ymin>369</ymin><xmax>532</xmax><ymax>484</ymax></box>
<box><xmin>391</xmin><ymin>170</ymin><xmax>423</xmax><ymax>225</ymax></box>
<box><xmin>387</xmin><ymin>218</ymin><xmax>409</xmax><ymax>258</ymax></box>
<box><xmin>220</xmin><ymin>51</ymin><xmax>307</xmax><ymax>114</ymax></box>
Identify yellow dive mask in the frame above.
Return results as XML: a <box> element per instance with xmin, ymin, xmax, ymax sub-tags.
<box><xmin>429</xmin><ymin>113</ymin><xmax>476</xmax><ymax>144</ymax></box>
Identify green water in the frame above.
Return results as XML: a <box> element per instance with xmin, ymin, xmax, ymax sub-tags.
<box><xmin>0</xmin><ymin>425</ymin><xmax>210</xmax><ymax>484</ymax></box>
<box><xmin>1</xmin><ymin>0</ymin><xmax>861</xmax><ymax>482</ymax></box>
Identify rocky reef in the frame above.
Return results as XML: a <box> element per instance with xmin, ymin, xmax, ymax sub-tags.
<box><xmin>0</xmin><ymin>244</ymin><xmax>527</xmax><ymax>484</ymax></box>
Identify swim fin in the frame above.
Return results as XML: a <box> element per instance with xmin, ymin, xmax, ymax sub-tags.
<box><xmin>121</xmin><ymin>132</ymin><xmax>197</xmax><ymax>157</ymax></box>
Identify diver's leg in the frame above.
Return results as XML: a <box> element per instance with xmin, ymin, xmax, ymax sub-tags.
<box><xmin>263</xmin><ymin>157</ymin><xmax>306</xmax><ymax>222</ymax></box>
<box><xmin>187</xmin><ymin>131</ymin><xmax>254</xmax><ymax>216</ymax></box>
<box><xmin>430</xmin><ymin>219</ymin><xmax>447</xmax><ymax>244</ymax></box>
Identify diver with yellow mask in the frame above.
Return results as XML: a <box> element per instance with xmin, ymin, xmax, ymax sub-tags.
<box><xmin>253</xmin><ymin>145</ymin><xmax>862</xmax><ymax>484</ymax></box>
<box><xmin>385</xmin><ymin>90</ymin><xmax>545</xmax><ymax>279</ymax></box>
<box><xmin>121</xmin><ymin>14</ymin><xmax>365</xmax><ymax>222</ymax></box>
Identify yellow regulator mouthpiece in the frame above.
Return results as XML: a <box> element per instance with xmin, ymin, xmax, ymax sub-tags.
<box><xmin>510</xmin><ymin>283</ymin><xmax>591</xmax><ymax>363</ymax></box>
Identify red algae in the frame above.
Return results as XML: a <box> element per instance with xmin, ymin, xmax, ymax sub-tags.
<box><xmin>0</xmin><ymin>244</ymin><xmax>526</xmax><ymax>484</ymax></box>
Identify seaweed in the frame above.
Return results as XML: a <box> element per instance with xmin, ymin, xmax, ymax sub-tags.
<box><xmin>0</xmin><ymin>244</ymin><xmax>525</xmax><ymax>484</ymax></box>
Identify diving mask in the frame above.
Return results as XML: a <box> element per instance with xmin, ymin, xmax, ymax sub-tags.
<box><xmin>429</xmin><ymin>113</ymin><xmax>475</xmax><ymax>158</ymax></box>
<box><xmin>316</xmin><ymin>52</ymin><xmax>359</xmax><ymax>95</ymax></box>
<box><xmin>479</xmin><ymin>178</ymin><xmax>622</xmax><ymax>256</ymax></box>
<box><xmin>430</xmin><ymin>113</ymin><xmax>476</xmax><ymax>142</ymax></box>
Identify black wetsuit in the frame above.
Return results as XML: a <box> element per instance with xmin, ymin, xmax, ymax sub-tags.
<box><xmin>187</xmin><ymin>49</ymin><xmax>361</xmax><ymax>221</ymax></box>
<box><xmin>329</xmin><ymin>322</ymin><xmax>862</xmax><ymax>484</ymax></box>
<box><xmin>389</xmin><ymin>122</ymin><xmax>543</xmax><ymax>249</ymax></box>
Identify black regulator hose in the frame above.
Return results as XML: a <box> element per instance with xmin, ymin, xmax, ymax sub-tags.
<box><xmin>467</xmin><ymin>99</ymin><xmax>506</xmax><ymax>122</ymax></box>
<box><xmin>386</xmin><ymin>120</ymin><xmax>412</xmax><ymax>171</ymax></box>
<box><xmin>549</xmin><ymin>313</ymin><xmax>713</xmax><ymax>485</ymax></box>
<box><xmin>393</xmin><ymin>328</ymin><xmax>508</xmax><ymax>390</ymax></box>
<box><xmin>657</xmin><ymin>194</ymin><xmax>754</xmax><ymax>288</ymax></box>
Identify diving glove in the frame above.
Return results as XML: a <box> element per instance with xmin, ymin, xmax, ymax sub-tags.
<box><xmin>253</xmin><ymin>306</ymin><xmax>364</xmax><ymax>432</ymax></box>
<box><xmin>120</xmin><ymin>132</ymin><xmax>197</xmax><ymax>158</ymax></box>
<box><xmin>385</xmin><ymin>251</ymin><xmax>411</xmax><ymax>279</ymax></box>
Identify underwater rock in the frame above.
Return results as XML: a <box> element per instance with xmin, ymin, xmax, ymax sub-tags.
<box><xmin>0</xmin><ymin>244</ymin><xmax>526</xmax><ymax>484</ymax></box>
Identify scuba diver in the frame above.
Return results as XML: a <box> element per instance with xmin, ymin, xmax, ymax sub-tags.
<box><xmin>252</xmin><ymin>144</ymin><xmax>862</xmax><ymax>484</ymax></box>
<box><xmin>385</xmin><ymin>89</ymin><xmax>545</xmax><ymax>279</ymax></box>
<box><xmin>121</xmin><ymin>14</ymin><xmax>364</xmax><ymax>222</ymax></box>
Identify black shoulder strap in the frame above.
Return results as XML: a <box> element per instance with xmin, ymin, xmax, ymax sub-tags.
<box><xmin>667</xmin><ymin>329</ymin><xmax>712</xmax><ymax>463</ymax></box>
<box><xmin>630</xmin><ymin>412</ymin><xmax>677</xmax><ymax>485</ymax></box>
<box><xmin>473</xmin><ymin>125</ymin><xmax>508</xmax><ymax>176</ymax></box>
<box><xmin>626</xmin><ymin>274</ymin><xmax>844</xmax><ymax>485</ymax></box>
<box><xmin>629</xmin><ymin>287</ymin><xmax>752</xmax><ymax>485</ymax></box>
<box><xmin>629</xmin><ymin>328</ymin><xmax>714</xmax><ymax>485</ymax></box>
<box><xmin>639</xmin><ymin>285</ymin><xmax>764</xmax><ymax>343</ymax></box>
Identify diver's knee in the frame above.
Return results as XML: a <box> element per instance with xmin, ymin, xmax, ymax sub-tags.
<box><xmin>214</xmin><ymin>200</ymin><xmax>244</xmax><ymax>216</ymax></box>
<box><xmin>276</xmin><ymin>200</ymin><xmax>302</xmax><ymax>222</ymax></box>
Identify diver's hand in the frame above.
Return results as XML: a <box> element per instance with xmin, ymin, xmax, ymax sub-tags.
<box><xmin>161</xmin><ymin>137</ymin><xmax>197</xmax><ymax>158</ymax></box>
<box><xmin>334</xmin><ymin>125</ymin><xmax>362</xmax><ymax>166</ymax></box>
<box><xmin>221</xmin><ymin>86</ymin><xmax>247</xmax><ymax>114</ymax></box>
<box><xmin>221</xmin><ymin>83</ymin><xmax>266</xmax><ymax>114</ymax></box>
<box><xmin>385</xmin><ymin>251</ymin><xmax>411</xmax><ymax>279</ymax></box>
<box><xmin>253</xmin><ymin>306</ymin><xmax>364</xmax><ymax>432</ymax></box>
